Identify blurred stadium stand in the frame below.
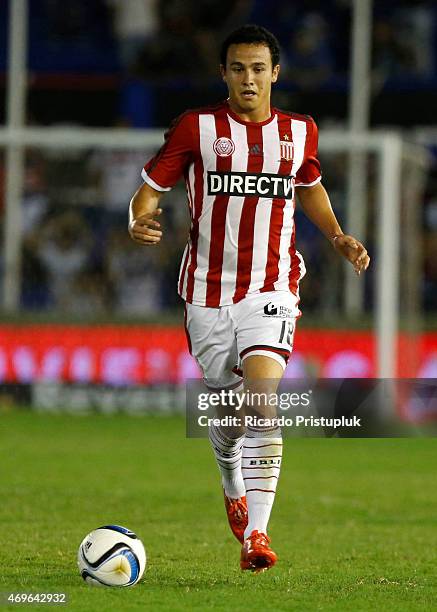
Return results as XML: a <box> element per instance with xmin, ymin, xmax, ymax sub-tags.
<box><xmin>0</xmin><ymin>0</ymin><xmax>435</xmax><ymax>319</ymax></box>
<box><xmin>1</xmin><ymin>1</ymin><xmax>436</xmax><ymax>126</ymax></box>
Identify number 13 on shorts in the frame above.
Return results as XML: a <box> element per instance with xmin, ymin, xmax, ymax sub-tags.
<box><xmin>279</xmin><ymin>320</ymin><xmax>294</xmax><ymax>347</ymax></box>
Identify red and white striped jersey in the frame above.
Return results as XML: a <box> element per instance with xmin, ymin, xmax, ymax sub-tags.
<box><xmin>141</xmin><ymin>100</ymin><xmax>321</xmax><ymax>308</ymax></box>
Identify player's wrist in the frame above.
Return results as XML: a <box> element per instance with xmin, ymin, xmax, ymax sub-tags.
<box><xmin>330</xmin><ymin>233</ymin><xmax>344</xmax><ymax>247</ymax></box>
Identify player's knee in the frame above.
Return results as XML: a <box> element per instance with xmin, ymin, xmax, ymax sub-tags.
<box><xmin>246</xmin><ymin>424</ymin><xmax>282</xmax><ymax>439</ymax></box>
<box><xmin>220</xmin><ymin>423</ymin><xmax>246</xmax><ymax>439</ymax></box>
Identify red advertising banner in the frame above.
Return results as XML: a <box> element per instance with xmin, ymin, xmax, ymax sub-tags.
<box><xmin>0</xmin><ymin>325</ymin><xmax>435</xmax><ymax>384</ymax></box>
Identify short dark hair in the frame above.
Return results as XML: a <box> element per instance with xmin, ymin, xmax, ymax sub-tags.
<box><xmin>220</xmin><ymin>24</ymin><xmax>280</xmax><ymax>69</ymax></box>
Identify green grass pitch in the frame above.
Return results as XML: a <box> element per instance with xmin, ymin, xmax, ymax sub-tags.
<box><xmin>1</xmin><ymin>411</ymin><xmax>436</xmax><ymax>611</ymax></box>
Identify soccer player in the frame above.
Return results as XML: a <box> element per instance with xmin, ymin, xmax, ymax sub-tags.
<box><xmin>129</xmin><ymin>24</ymin><xmax>370</xmax><ymax>572</ymax></box>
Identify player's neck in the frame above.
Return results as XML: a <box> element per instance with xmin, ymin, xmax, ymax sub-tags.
<box><xmin>227</xmin><ymin>98</ymin><xmax>273</xmax><ymax>123</ymax></box>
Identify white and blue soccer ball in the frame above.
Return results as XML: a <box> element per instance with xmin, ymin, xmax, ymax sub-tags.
<box><xmin>77</xmin><ymin>525</ymin><xmax>146</xmax><ymax>587</ymax></box>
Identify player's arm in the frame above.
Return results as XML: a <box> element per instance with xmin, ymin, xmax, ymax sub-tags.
<box><xmin>129</xmin><ymin>112</ymin><xmax>194</xmax><ymax>246</ymax></box>
<box><xmin>296</xmin><ymin>181</ymin><xmax>370</xmax><ymax>275</ymax></box>
<box><xmin>128</xmin><ymin>182</ymin><xmax>163</xmax><ymax>246</ymax></box>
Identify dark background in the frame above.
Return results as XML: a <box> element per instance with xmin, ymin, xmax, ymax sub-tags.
<box><xmin>0</xmin><ymin>0</ymin><xmax>436</xmax><ymax>128</ymax></box>
<box><xmin>0</xmin><ymin>0</ymin><xmax>436</xmax><ymax>318</ymax></box>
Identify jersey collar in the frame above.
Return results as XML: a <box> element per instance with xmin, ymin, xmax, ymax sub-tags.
<box><xmin>225</xmin><ymin>100</ymin><xmax>277</xmax><ymax>127</ymax></box>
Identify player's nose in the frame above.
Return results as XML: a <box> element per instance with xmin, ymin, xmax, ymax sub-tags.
<box><xmin>242</xmin><ymin>70</ymin><xmax>255</xmax><ymax>85</ymax></box>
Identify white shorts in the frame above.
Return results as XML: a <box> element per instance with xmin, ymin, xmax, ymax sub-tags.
<box><xmin>184</xmin><ymin>291</ymin><xmax>299</xmax><ymax>389</ymax></box>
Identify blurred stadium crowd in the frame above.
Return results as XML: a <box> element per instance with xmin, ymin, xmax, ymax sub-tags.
<box><xmin>0</xmin><ymin>0</ymin><xmax>436</xmax><ymax>316</ymax></box>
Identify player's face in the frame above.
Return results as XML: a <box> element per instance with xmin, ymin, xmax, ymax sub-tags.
<box><xmin>221</xmin><ymin>43</ymin><xmax>279</xmax><ymax>116</ymax></box>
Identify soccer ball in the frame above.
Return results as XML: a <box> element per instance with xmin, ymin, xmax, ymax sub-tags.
<box><xmin>77</xmin><ymin>525</ymin><xmax>146</xmax><ymax>587</ymax></box>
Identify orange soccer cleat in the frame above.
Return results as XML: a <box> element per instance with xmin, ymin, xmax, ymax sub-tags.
<box><xmin>240</xmin><ymin>530</ymin><xmax>278</xmax><ymax>573</ymax></box>
<box><xmin>223</xmin><ymin>490</ymin><xmax>248</xmax><ymax>544</ymax></box>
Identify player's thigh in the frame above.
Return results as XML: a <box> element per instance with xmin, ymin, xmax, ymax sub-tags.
<box><xmin>243</xmin><ymin>354</ymin><xmax>284</xmax><ymax>380</ymax></box>
<box><xmin>184</xmin><ymin>302</ymin><xmax>240</xmax><ymax>389</ymax></box>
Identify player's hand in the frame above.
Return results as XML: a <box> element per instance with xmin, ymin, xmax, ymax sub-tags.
<box><xmin>128</xmin><ymin>209</ymin><xmax>163</xmax><ymax>245</ymax></box>
<box><xmin>332</xmin><ymin>234</ymin><xmax>370</xmax><ymax>276</ymax></box>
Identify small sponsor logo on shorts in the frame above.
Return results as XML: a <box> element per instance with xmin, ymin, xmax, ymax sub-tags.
<box><xmin>264</xmin><ymin>303</ymin><xmax>278</xmax><ymax>315</ymax></box>
<box><xmin>263</xmin><ymin>302</ymin><xmax>293</xmax><ymax>318</ymax></box>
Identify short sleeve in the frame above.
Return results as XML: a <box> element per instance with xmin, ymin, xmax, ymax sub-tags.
<box><xmin>295</xmin><ymin>117</ymin><xmax>322</xmax><ymax>187</ymax></box>
<box><xmin>141</xmin><ymin>113</ymin><xmax>195</xmax><ymax>192</ymax></box>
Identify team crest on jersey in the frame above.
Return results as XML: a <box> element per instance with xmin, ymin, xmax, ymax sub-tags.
<box><xmin>280</xmin><ymin>140</ymin><xmax>294</xmax><ymax>162</ymax></box>
<box><xmin>213</xmin><ymin>137</ymin><xmax>235</xmax><ymax>157</ymax></box>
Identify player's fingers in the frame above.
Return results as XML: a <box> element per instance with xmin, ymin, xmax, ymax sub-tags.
<box><xmin>355</xmin><ymin>247</ymin><xmax>368</xmax><ymax>265</ymax></box>
<box><xmin>132</xmin><ymin>232</ymin><xmax>161</xmax><ymax>244</ymax></box>
<box><xmin>134</xmin><ymin>228</ymin><xmax>161</xmax><ymax>239</ymax></box>
<box><xmin>134</xmin><ymin>218</ymin><xmax>161</xmax><ymax>229</ymax></box>
<box><xmin>354</xmin><ymin>252</ymin><xmax>370</xmax><ymax>274</ymax></box>
<box><xmin>133</xmin><ymin>226</ymin><xmax>162</xmax><ymax>237</ymax></box>
<box><xmin>357</xmin><ymin>252</ymin><xmax>368</xmax><ymax>266</ymax></box>
<box><xmin>351</xmin><ymin>246</ymin><xmax>364</xmax><ymax>260</ymax></box>
<box><xmin>360</xmin><ymin>254</ymin><xmax>370</xmax><ymax>270</ymax></box>
<box><xmin>130</xmin><ymin>218</ymin><xmax>162</xmax><ymax>234</ymax></box>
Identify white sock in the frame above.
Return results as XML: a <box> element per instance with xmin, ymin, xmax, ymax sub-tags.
<box><xmin>208</xmin><ymin>423</ymin><xmax>246</xmax><ymax>499</ymax></box>
<box><xmin>242</xmin><ymin>425</ymin><xmax>283</xmax><ymax>539</ymax></box>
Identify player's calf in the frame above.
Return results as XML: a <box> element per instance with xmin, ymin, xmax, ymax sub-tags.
<box><xmin>209</xmin><ymin>423</ymin><xmax>246</xmax><ymax>500</ymax></box>
<box><xmin>242</xmin><ymin>424</ymin><xmax>282</xmax><ymax>539</ymax></box>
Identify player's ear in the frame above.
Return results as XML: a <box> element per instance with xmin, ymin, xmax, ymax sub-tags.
<box><xmin>272</xmin><ymin>64</ymin><xmax>280</xmax><ymax>83</ymax></box>
<box><xmin>220</xmin><ymin>64</ymin><xmax>227</xmax><ymax>82</ymax></box>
